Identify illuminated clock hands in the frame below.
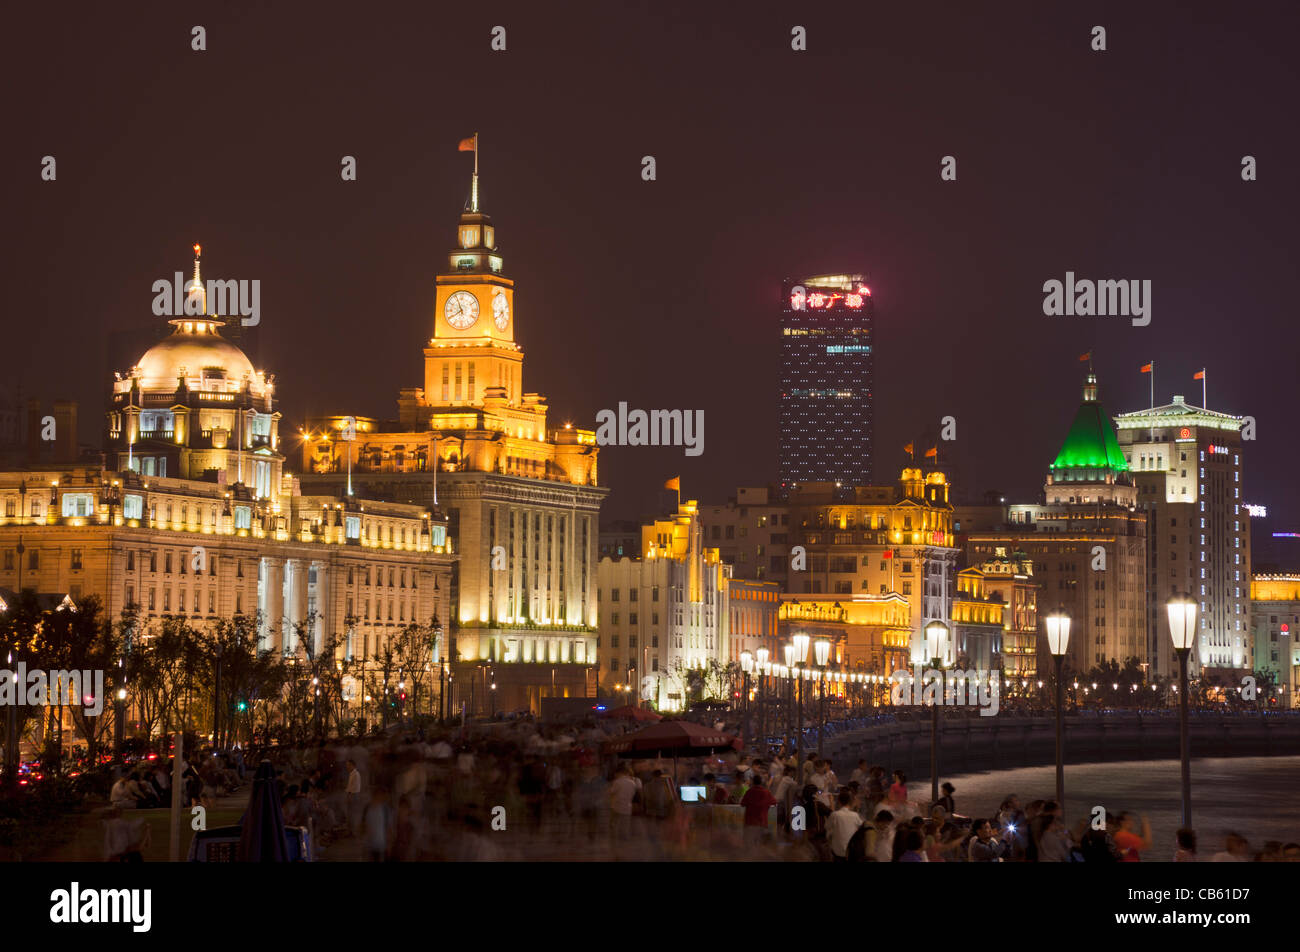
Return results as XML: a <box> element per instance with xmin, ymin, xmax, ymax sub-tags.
<box><xmin>444</xmin><ymin>290</ymin><xmax>479</xmax><ymax>329</ymax></box>
<box><xmin>492</xmin><ymin>291</ymin><xmax>509</xmax><ymax>330</ymax></box>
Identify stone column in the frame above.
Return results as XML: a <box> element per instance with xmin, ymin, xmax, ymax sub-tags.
<box><xmin>262</xmin><ymin>557</ymin><xmax>285</xmax><ymax>654</ymax></box>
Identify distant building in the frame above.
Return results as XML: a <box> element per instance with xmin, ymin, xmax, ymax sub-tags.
<box><xmin>3</xmin><ymin>246</ymin><xmax>454</xmax><ymax>689</ymax></box>
<box><xmin>968</xmin><ymin>370</ymin><xmax>1146</xmax><ymax>678</ymax></box>
<box><xmin>1115</xmin><ymin>394</ymin><xmax>1252</xmax><ymax>682</ymax></box>
<box><xmin>778</xmin><ymin>274</ymin><xmax>875</xmax><ymax>488</ymax></box>
<box><xmin>300</xmin><ymin>170</ymin><xmax>607</xmax><ymax>713</ymax></box>
<box><xmin>1250</xmin><ymin>574</ymin><xmax>1300</xmax><ymax>707</ymax></box>
<box><xmin>596</xmin><ymin>490</ymin><xmax>730</xmax><ymax>711</ymax></box>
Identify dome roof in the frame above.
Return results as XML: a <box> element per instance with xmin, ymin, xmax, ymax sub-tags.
<box><xmin>1050</xmin><ymin>372</ymin><xmax>1128</xmax><ymax>477</ymax></box>
<box><xmin>134</xmin><ymin>320</ymin><xmax>255</xmax><ymax>391</ymax></box>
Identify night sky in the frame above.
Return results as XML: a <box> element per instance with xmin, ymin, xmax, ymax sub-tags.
<box><xmin>6</xmin><ymin>1</ymin><xmax>1299</xmax><ymax>566</ymax></box>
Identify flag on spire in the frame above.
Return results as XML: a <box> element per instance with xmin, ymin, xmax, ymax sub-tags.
<box><xmin>1193</xmin><ymin>369</ymin><xmax>1205</xmax><ymax>380</ymax></box>
<box><xmin>457</xmin><ymin>136</ymin><xmax>477</xmax><ymax>152</ymax></box>
<box><xmin>1079</xmin><ymin>351</ymin><xmax>1091</xmax><ymax>362</ymax></box>
<box><xmin>924</xmin><ymin>446</ymin><xmax>938</xmax><ymax>458</ymax></box>
<box><xmin>904</xmin><ymin>442</ymin><xmax>914</xmax><ymax>457</ymax></box>
<box><xmin>1140</xmin><ymin>362</ymin><xmax>1153</xmax><ymax>373</ymax></box>
<box><xmin>664</xmin><ymin>477</ymin><xmax>680</xmax><ymax>492</ymax></box>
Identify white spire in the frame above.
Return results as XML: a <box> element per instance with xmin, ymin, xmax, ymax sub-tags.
<box><xmin>184</xmin><ymin>243</ymin><xmax>206</xmax><ymax>314</ymax></box>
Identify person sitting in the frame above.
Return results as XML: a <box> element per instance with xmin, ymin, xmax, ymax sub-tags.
<box><xmin>128</xmin><ymin>772</ymin><xmax>159</xmax><ymax>808</ymax></box>
<box><xmin>110</xmin><ymin>774</ymin><xmax>140</xmax><ymax>808</ymax></box>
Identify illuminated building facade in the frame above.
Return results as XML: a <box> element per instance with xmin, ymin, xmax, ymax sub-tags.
<box><xmin>700</xmin><ymin>469</ymin><xmax>960</xmax><ymax>664</ymax></box>
<box><xmin>777</xmin><ymin>593</ymin><xmax>912</xmax><ymax>677</ymax></box>
<box><xmin>301</xmin><ymin>173</ymin><xmax>607</xmax><ymax>712</ymax></box>
<box><xmin>2</xmin><ymin>248</ymin><xmax>453</xmax><ymax>675</ymax></box>
<box><xmin>1250</xmin><ymin>575</ymin><xmax>1300</xmax><ymax>707</ymax></box>
<box><xmin>778</xmin><ymin>274</ymin><xmax>874</xmax><ymax>488</ymax></box>
<box><xmin>726</xmin><ymin>578</ymin><xmax>780</xmax><ymax>668</ymax></box>
<box><xmin>951</xmin><ymin>568</ymin><xmax>1006</xmax><ymax>677</ymax></box>
<box><xmin>596</xmin><ymin>492</ymin><xmax>730</xmax><ymax>711</ymax></box>
<box><xmin>1115</xmin><ymin>395</ymin><xmax>1252</xmax><ymax>680</ymax></box>
<box><xmin>968</xmin><ymin>370</ymin><xmax>1146</xmax><ymax>677</ymax></box>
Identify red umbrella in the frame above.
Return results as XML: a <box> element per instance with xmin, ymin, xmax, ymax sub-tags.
<box><xmin>599</xmin><ymin>705</ymin><xmax>663</xmax><ymax>722</ymax></box>
<box><xmin>605</xmin><ymin>719</ymin><xmax>741</xmax><ymax>757</ymax></box>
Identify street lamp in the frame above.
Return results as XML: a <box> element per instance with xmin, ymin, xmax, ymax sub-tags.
<box><xmin>115</xmin><ymin>686</ymin><xmax>127</xmax><ymax>764</ymax></box>
<box><xmin>782</xmin><ymin>643</ymin><xmax>796</xmax><ymax>763</ymax></box>
<box><xmin>791</xmin><ymin>634</ymin><xmax>809</xmax><ymax>770</ymax></box>
<box><xmin>1167</xmin><ymin>592</ymin><xmax>1198</xmax><ymax>827</ymax></box>
<box><xmin>1044</xmin><ymin>609</ymin><xmax>1071</xmax><ymax>812</ymax></box>
<box><xmin>924</xmin><ymin>620</ymin><xmax>949</xmax><ymax>805</ymax></box>
<box><xmin>739</xmin><ymin>651</ymin><xmax>753</xmax><ymax>751</ymax></box>
<box><xmin>814</xmin><ymin>639</ymin><xmax>830</xmax><ymax>757</ymax></box>
<box><xmin>755</xmin><ymin>647</ymin><xmax>769</xmax><ymax>755</ymax></box>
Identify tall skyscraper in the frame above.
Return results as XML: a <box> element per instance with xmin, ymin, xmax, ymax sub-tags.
<box><xmin>1115</xmin><ymin>394</ymin><xmax>1251</xmax><ymax>680</ymax></box>
<box><xmin>778</xmin><ymin>274</ymin><xmax>874</xmax><ymax>489</ymax></box>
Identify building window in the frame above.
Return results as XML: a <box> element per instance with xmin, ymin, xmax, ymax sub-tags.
<box><xmin>70</xmin><ymin>549</ymin><xmax>82</xmax><ymax>570</ymax></box>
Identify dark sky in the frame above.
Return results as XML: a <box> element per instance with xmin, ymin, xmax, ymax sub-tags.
<box><xmin>5</xmin><ymin>1</ymin><xmax>1299</xmax><ymax>566</ymax></box>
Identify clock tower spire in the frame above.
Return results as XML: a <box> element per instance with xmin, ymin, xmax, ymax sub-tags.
<box><xmin>427</xmin><ymin>143</ymin><xmax>520</xmax><ymax>408</ymax></box>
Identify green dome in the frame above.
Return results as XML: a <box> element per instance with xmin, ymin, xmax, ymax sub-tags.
<box><xmin>1049</xmin><ymin>373</ymin><xmax>1129</xmax><ymax>477</ymax></box>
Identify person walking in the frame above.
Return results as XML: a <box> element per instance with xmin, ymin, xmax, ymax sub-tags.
<box><xmin>345</xmin><ymin>759</ymin><xmax>363</xmax><ymax>834</ymax></box>
<box><xmin>740</xmin><ymin>776</ymin><xmax>778</xmax><ymax>849</ymax></box>
<box><xmin>826</xmin><ymin>790</ymin><xmax>864</xmax><ymax>862</ymax></box>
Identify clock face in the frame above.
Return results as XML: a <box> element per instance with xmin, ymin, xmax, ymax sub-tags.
<box><xmin>444</xmin><ymin>290</ymin><xmax>479</xmax><ymax>329</ymax></box>
<box><xmin>492</xmin><ymin>291</ymin><xmax>510</xmax><ymax>330</ymax></box>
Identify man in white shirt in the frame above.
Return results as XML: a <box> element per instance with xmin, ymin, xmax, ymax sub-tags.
<box><xmin>609</xmin><ymin>765</ymin><xmax>638</xmax><ymax>842</ymax></box>
<box><xmin>110</xmin><ymin>775</ymin><xmax>137</xmax><ymax>807</ymax></box>
<box><xmin>345</xmin><ymin>759</ymin><xmax>362</xmax><ymax>833</ymax></box>
<box><xmin>827</xmin><ymin>791</ymin><xmax>864</xmax><ymax>861</ymax></box>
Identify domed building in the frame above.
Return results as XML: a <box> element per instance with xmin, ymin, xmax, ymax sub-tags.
<box><xmin>107</xmin><ymin>245</ymin><xmax>282</xmax><ymax>501</ymax></box>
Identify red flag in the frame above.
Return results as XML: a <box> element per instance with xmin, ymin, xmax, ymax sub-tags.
<box><xmin>903</xmin><ymin>442</ymin><xmax>914</xmax><ymax>456</ymax></box>
<box><xmin>1193</xmin><ymin>370</ymin><xmax>1205</xmax><ymax>380</ymax></box>
<box><xmin>457</xmin><ymin>136</ymin><xmax>477</xmax><ymax>152</ymax></box>
<box><xmin>882</xmin><ymin>550</ymin><xmax>893</xmax><ymax>559</ymax></box>
<box><xmin>925</xmin><ymin>446</ymin><xmax>938</xmax><ymax>458</ymax></box>
<box><xmin>1140</xmin><ymin>363</ymin><xmax>1153</xmax><ymax>373</ymax></box>
<box><xmin>1079</xmin><ymin>351</ymin><xmax>1091</xmax><ymax>362</ymax></box>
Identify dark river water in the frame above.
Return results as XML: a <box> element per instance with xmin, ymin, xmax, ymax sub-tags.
<box><xmin>940</xmin><ymin>756</ymin><xmax>1300</xmax><ymax>859</ymax></box>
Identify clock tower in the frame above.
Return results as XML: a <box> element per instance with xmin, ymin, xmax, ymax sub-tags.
<box><xmin>426</xmin><ymin>173</ymin><xmax>522</xmax><ymax>408</ymax></box>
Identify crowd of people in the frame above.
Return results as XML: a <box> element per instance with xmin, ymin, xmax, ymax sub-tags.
<box><xmin>97</xmin><ymin>717</ymin><xmax>1300</xmax><ymax>862</ymax></box>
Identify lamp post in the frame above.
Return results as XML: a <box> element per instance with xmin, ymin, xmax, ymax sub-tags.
<box><xmin>782</xmin><ymin>643</ymin><xmax>795</xmax><ymax>759</ymax></box>
<box><xmin>755</xmin><ymin>647</ymin><xmax>769</xmax><ymax>756</ymax></box>
<box><xmin>814</xmin><ymin>639</ymin><xmax>830</xmax><ymax>756</ymax></box>
<box><xmin>924</xmin><ymin>620</ymin><xmax>948</xmax><ymax>806</ymax></box>
<box><xmin>433</xmin><ymin>616</ymin><xmax>445</xmax><ymax>723</ymax></box>
<box><xmin>115</xmin><ymin>686</ymin><xmax>127</xmax><ymax>763</ymax></box>
<box><xmin>739</xmin><ymin>651</ymin><xmax>753</xmax><ymax>751</ymax></box>
<box><xmin>792</xmin><ymin>633</ymin><xmax>810</xmax><ymax>772</ymax></box>
<box><xmin>1167</xmin><ymin>593</ymin><xmax>1198</xmax><ymax>828</ymax></box>
<box><xmin>1044</xmin><ymin>609</ymin><xmax>1071</xmax><ymax>812</ymax></box>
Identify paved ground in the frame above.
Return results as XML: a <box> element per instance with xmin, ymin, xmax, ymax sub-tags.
<box><xmin>941</xmin><ymin>755</ymin><xmax>1300</xmax><ymax>855</ymax></box>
